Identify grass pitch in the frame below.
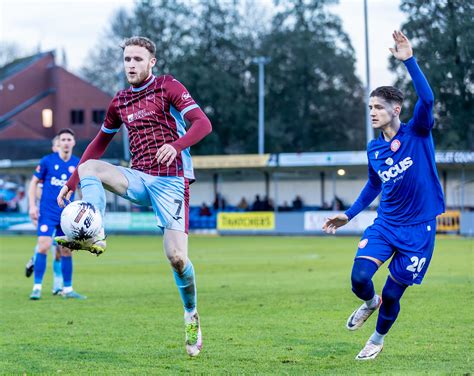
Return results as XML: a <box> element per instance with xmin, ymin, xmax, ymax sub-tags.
<box><xmin>0</xmin><ymin>235</ymin><xmax>472</xmax><ymax>374</ymax></box>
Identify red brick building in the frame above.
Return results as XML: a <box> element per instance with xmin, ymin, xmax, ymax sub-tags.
<box><xmin>0</xmin><ymin>51</ymin><xmax>122</xmax><ymax>159</ymax></box>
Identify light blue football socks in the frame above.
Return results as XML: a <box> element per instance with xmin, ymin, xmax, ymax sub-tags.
<box><xmin>52</xmin><ymin>257</ymin><xmax>63</xmax><ymax>291</ymax></box>
<box><xmin>173</xmin><ymin>260</ymin><xmax>197</xmax><ymax>312</ymax></box>
<box><xmin>80</xmin><ymin>176</ymin><xmax>106</xmax><ymax>217</ymax></box>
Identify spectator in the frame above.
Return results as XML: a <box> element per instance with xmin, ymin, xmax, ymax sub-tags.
<box><xmin>213</xmin><ymin>193</ymin><xmax>226</xmax><ymax>210</ymax></box>
<box><xmin>199</xmin><ymin>202</ymin><xmax>211</xmax><ymax>217</ymax></box>
<box><xmin>17</xmin><ymin>186</ymin><xmax>28</xmax><ymax>213</ymax></box>
<box><xmin>237</xmin><ymin>197</ymin><xmax>249</xmax><ymax>211</ymax></box>
<box><xmin>332</xmin><ymin>196</ymin><xmax>345</xmax><ymax>210</ymax></box>
<box><xmin>252</xmin><ymin>194</ymin><xmax>264</xmax><ymax>211</ymax></box>
<box><xmin>279</xmin><ymin>201</ymin><xmax>291</xmax><ymax>212</ymax></box>
<box><xmin>292</xmin><ymin>195</ymin><xmax>303</xmax><ymax>210</ymax></box>
<box><xmin>263</xmin><ymin>196</ymin><xmax>274</xmax><ymax>211</ymax></box>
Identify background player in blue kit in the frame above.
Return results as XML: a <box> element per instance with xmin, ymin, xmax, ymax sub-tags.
<box><xmin>323</xmin><ymin>31</ymin><xmax>445</xmax><ymax>360</ymax></box>
<box><xmin>28</xmin><ymin>129</ymin><xmax>85</xmax><ymax>300</ymax></box>
<box><xmin>25</xmin><ymin>136</ymin><xmax>64</xmax><ymax>295</ymax></box>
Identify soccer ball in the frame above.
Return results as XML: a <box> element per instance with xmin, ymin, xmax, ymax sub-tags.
<box><xmin>60</xmin><ymin>201</ymin><xmax>102</xmax><ymax>241</ymax></box>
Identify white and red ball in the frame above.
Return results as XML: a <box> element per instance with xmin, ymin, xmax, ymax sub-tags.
<box><xmin>60</xmin><ymin>201</ymin><xmax>102</xmax><ymax>241</ymax></box>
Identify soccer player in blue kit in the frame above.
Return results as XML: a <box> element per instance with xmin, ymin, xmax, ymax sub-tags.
<box><xmin>323</xmin><ymin>31</ymin><xmax>444</xmax><ymax>360</ymax></box>
<box><xmin>28</xmin><ymin>129</ymin><xmax>85</xmax><ymax>300</ymax></box>
<box><xmin>25</xmin><ymin>136</ymin><xmax>64</xmax><ymax>294</ymax></box>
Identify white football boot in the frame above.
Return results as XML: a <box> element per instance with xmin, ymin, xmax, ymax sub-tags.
<box><xmin>346</xmin><ymin>295</ymin><xmax>382</xmax><ymax>330</ymax></box>
<box><xmin>355</xmin><ymin>340</ymin><xmax>383</xmax><ymax>360</ymax></box>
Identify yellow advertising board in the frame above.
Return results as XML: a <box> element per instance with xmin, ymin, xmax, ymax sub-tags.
<box><xmin>217</xmin><ymin>212</ymin><xmax>275</xmax><ymax>230</ymax></box>
<box><xmin>436</xmin><ymin>210</ymin><xmax>460</xmax><ymax>233</ymax></box>
<box><xmin>193</xmin><ymin>154</ymin><xmax>270</xmax><ymax>169</ymax></box>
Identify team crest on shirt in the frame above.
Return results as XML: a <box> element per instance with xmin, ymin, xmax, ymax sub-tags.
<box><xmin>390</xmin><ymin>139</ymin><xmax>401</xmax><ymax>152</ymax></box>
<box><xmin>68</xmin><ymin>166</ymin><xmax>75</xmax><ymax>173</ymax></box>
<box><xmin>358</xmin><ymin>239</ymin><xmax>368</xmax><ymax>248</ymax></box>
<box><xmin>181</xmin><ymin>92</ymin><xmax>192</xmax><ymax>102</ymax></box>
<box><xmin>359</xmin><ymin>239</ymin><xmax>369</xmax><ymax>248</ymax></box>
<box><xmin>385</xmin><ymin>157</ymin><xmax>394</xmax><ymax>166</ymax></box>
<box><xmin>54</xmin><ymin>164</ymin><xmax>59</xmax><ymax>170</ymax></box>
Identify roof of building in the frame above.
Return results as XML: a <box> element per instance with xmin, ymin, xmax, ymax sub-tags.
<box><xmin>0</xmin><ymin>51</ymin><xmax>53</xmax><ymax>82</ymax></box>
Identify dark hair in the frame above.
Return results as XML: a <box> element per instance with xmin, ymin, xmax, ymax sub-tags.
<box><xmin>57</xmin><ymin>128</ymin><xmax>75</xmax><ymax>137</ymax></box>
<box><xmin>121</xmin><ymin>36</ymin><xmax>156</xmax><ymax>56</ymax></box>
<box><xmin>370</xmin><ymin>86</ymin><xmax>404</xmax><ymax>105</ymax></box>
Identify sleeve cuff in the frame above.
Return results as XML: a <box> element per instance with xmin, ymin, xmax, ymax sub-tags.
<box><xmin>169</xmin><ymin>142</ymin><xmax>182</xmax><ymax>153</ymax></box>
<box><xmin>344</xmin><ymin>210</ymin><xmax>354</xmax><ymax>221</ymax></box>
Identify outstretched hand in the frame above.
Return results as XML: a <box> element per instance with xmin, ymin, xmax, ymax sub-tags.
<box><xmin>322</xmin><ymin>213</ymin><xmax>349</xmax><ymax>234</ymax></box>
<box><xmin>57</xmin><ymin>185</ymin><xmax>73</xmax><ymax>208</ymax></box>
<box><xmin>389</xmin><ymin>30</ymin><xmax>413</xmax><ymax>61</ymax></box>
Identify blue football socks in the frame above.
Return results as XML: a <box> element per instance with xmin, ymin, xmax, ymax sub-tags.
<box><xmin>61</xmin><ymin>255</ymin><xmax>73</xmax><ymax>288</ymax></box>
<box><xmin>376</xmin><ymin>276</ymin><xmax>407</xmax><ymax>335</ymax></box>
<box><xmin>33</xmin><ymin>253</ymin><xmax>47</xmax><ymax>285</ymax></box>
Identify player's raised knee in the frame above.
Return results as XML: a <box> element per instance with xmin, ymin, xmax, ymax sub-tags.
<box><xmin>78</xmin><ymin>159</ymin><xmax>102</xmax><ymax>177</ymax></box>
<box><xmin>351</xmin><ymin>258</ymin><xmax>376</xmax><ymax>286</ymax></box>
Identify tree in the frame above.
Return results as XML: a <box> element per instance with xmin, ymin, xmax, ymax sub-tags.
<box><xmin>80</xmin><ymin>8</ymin><xmax>135</xmax><ymax>95</ymax></box>
<box><xmin>261</xmin><ymin>0</ymin><xmax>366</xmax><ymax>152</ymax></box>
<box><xmin>174</xmin><ymin>0</ymin><xmax>261</xmax><ymax>154</ymax></box>
<box><xmin>81</xmin><ymin>0</ymin><xmax>193</xmax><ymax>95</ymax></box>
<box><xmin>80</xmin><ymin>0</ymin><xmax>366</xmax><ymax>154</ymax></box>
<box><xmin>0</xmin><ymin>42</ymin><xmax>31</xmax><ymax>67</ymax></box>
<box><xmin>392</xmin><ymin>0</ymin><xmax>474</xmax><ymax>150</ymax></box>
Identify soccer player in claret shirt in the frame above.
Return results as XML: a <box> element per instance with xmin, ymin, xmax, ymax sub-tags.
<box><xmin>56</xmin><ymin>36</ymin><xmax>212</xmax><ymax>357</ymax></box>
<box><xmin>323</xmin><ymin>31</ymin><xmax>444</xmax><ymax>360</ymax></box>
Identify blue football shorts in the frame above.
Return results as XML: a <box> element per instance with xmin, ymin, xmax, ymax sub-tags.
<box><xmin>117</xmin><ymin>167</ymin><xmax>189</xmax><ymax>233</ymax></box>
<box><xmin>355</xmin><ymin>217</ymin><xmax>437</xmax><ymax>286</ymax></box>
<box><xmin>37</xmin><ymin>212</ymin><xmax>65</xmax><ymax>237</ymax></box>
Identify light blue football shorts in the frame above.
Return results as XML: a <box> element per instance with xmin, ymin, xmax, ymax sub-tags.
<box><xmin>117</xmin><ymin>167</ymin><xmax>189</xmax><ymax>233</ymax></box>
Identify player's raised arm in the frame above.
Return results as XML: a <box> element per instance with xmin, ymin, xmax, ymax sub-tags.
<box><xmin>390</xmin><ymin>30</ymin><xmax>434</xmax><ymax>134</ymax></box>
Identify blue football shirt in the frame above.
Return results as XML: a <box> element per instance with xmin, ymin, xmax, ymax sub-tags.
<box><xmin>34</xmin><ymin>152</ymin><xmax>80</xmax><ymax>218</ymax></box>
<box><xmin>345</xmin><ymin>57</ymin><xmax>445</xmax><ymax>225</ymax></box>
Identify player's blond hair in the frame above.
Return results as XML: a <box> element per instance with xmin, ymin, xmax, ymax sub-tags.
<box><xmin>121</xmin><ymin>36</ymin><xmax>156</xmax><ymax>57</ymax></box>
